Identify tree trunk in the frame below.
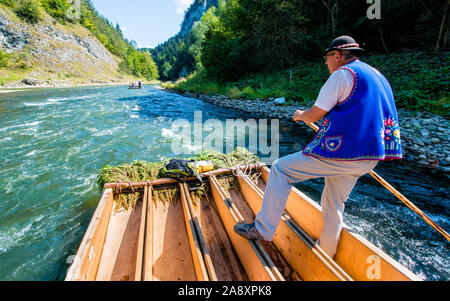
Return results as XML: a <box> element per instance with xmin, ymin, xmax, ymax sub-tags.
<box><xmin>377</xmin><ymin>25</ymin><xmax>389</xmax><ymax>55</ymax></box>
<box><xmin>322</xmin><ymin>0</ymin><xmax>338</xmax><ymax>37</ymax></box>
<box><xmin>436</xmin><ymin>0</ymin><xmax>450</xmax><ymax>49</ymax></box>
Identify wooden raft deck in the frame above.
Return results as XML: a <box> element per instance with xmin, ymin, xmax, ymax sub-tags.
<box><xmin>65</xmin><ymin>165</ymin><xmax>420</xmax><ymax>281</ymax></box>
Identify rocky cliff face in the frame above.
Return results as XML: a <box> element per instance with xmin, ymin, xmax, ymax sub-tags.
<box><xmin>0</xmin><ymin>13</ymin><xmax>30</xmax><ymax>51</ymax></box>
<box><xmin>0</xmin><ymin>6</ymin><xmax>131</xmax><ymax>87</ymax></box>
<box><xmin>179</xmin><ymin>0</ymin><xmax>218</xmax><ymax>36</ymax></box>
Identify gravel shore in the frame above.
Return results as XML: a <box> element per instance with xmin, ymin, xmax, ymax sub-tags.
<box><xmin>162</xmin><ymin>87</ymin><xmax>450</xmax><ymax>175</ymax></box>
<box><xmin>0</xmin><ymin>79</ymin><xmax>160</xmax><ymax>93</ymax></box>
<box><xmin>0</xmin><ymin>80</ymin><xmax>129</xmax><ymax>91</ymax></box>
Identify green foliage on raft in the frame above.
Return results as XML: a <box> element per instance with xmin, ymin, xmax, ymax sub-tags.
<box><xmin>96</xmin><ymin>147</ymin><xmax>260</xmax><ymax>211</ymax></box>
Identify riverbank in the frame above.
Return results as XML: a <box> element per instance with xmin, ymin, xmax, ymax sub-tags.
<box><xmin>161</xmin><ymin>86</ymin><xmax>450</xmax><ymax>175</ymax></box>
<box><xmin>0</xmin><ymin>79</ymin><xmax>161</xmax><ymax>93</ymax></box>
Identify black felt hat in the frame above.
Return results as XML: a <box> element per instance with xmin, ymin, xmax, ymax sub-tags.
<box><xmin>323</xmin><ymin>36</ymin><xmax>365</xmax><ymax>56</ymax></box>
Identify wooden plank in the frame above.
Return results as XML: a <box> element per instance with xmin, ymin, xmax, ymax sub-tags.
<box><xmin>151</xmin><ymin>196</ymin><xmax>196</xmax><ymax>281</ymax></box>
<box><xmin>237</xmin><ymin>175</ymin><xmax>351</xmax><ymax>281</ymax></box>
<box><xmin>142</xmin><ymin>185</ymin><xmax>153</xmax><ymax>281</ymax></box>
<box><xmin>94</xmin><ymin>195</ymin><xmax>145</xmax><ymax>281</ymax></box>
<box><xmin>94</xmin><ymin>207</ymin><xmax>130</xmax><ymax>280</ymax></box>
<box><xmin>181</xmin><ymin>183</ymin><xmax>218</xmax><ymax>281</ymax></box>
<box><xmin>216</xmin><ymin>179</ymin><xmax>289</xmax><ymax>281</ymax></box>
<box><xmin>134</xmin><ymin>185</ymin><xmax>149</xmax><ymax>281</ymax></box>
<box><xmin>222</xmin><ymin>194</ymin><xmax>282</xmax><ymax>282</ymax></box>
<box><xmin>65</xmin><ymin>189</ymin><xmax>114</xmax><ymax>281</ymax></box>
<box><xmin>260</xmin><ymin>166</ymin><xmax>421</xmax><ymax>281</ymax></box>
<box><xmin>208</xmin><ymin>176</ymin><xmax>275</xmax><ymax>281</ymax></box>
<box><xmin>191</xmin><ymin>188</ymin><xmax>248</xmax><ymax>281</ymax></box>
<box><xmin>69</xmin><ymin>188</ymin><xmax>196</xmax><ymax>281</ymax></box>
<box><xmin>179</xmin><ymin>182</ymin><xmax>209</xmax><ymax>281</ymax></box>
<box><xmin>107</xmin><ymin>202</ymin><xmax>143</xmax><ymax>281</ymax></box>
<box><xmin>335</xmin><ymin>230</ymin><xmax>420</xmax><ymax>281</ymax></box>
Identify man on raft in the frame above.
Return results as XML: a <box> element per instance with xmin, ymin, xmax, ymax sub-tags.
<box><xmin>128</xmin><ymin>82</ymin><xmax>142</xmax><ymax>89</ymax></box>
<box><xmin>234</xmin><ymin>36</ymin><xmax>403</xmax><ymax>258</ymax></box>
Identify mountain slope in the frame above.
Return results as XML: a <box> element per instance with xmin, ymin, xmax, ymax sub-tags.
<box><xmin>149</xmin><ymin>0</ymin><xmax>220</xmax><ymax>81</ymax></box>
<box><xmin>0</xmin><ymin>3</ymin><xmax>139</xmax><ymax>87</ymax></box>
<box><xmin>179</xmin><ymin>0</ymin><xmax>218</xmax><ymax>36</ymax></box>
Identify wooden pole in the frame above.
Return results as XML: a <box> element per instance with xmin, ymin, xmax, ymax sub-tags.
<box><xmin>134</xmin><ymin>185</ymin><xmax>148</xmax><ymax>281</ymax></box>
<box><xmin>303</xmin><ymin>121</ymin><xmax>450</xmax><ymax>241</ymax></box>
<box><xmin>143</xmin><ymin>183</ymin><xmax>153</xmax><ymax>281</ymax></box>
<box><xmin>181</xmin><ymin>183</ymin><xmax>218</xmax><ymax>281</ymax></box>
<box><xmin>179</xmin><ymin>182</ymin><xmax>210</xmax><ymax>281</ymax></box>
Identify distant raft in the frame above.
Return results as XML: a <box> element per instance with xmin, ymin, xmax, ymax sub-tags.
<box><xmin>128</xmin><ymin>82</ymin><xmax>143</xmax><ymax>89</ymax></box>
<box><xmin>66</xmin><ymin>150</ymin><xmax>421</xmax><ymax>281</ymax></box>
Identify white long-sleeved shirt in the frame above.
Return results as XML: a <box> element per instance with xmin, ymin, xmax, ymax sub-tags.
<box><xmin>314</xmin><ymin>69</ymin><xmax>355</xmax><ymax>112</ymax></box>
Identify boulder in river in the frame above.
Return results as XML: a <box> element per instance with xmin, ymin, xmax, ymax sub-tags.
<box><xmin>420</xmin><ymin>129</ymin><xmax>430</xmax><ymax>138</ymax></box>
<box><xmin>274</xmin><ymin>97</ymin><xmax>286</xmax><ymax>104</ymax></box>
<box><xmin>21</xmin><ymin>79</ymin><xmax>42</xmax><ymax>86</ymax></box>
<box><xmin>412</xmin><ymin>138</ymin><xmax>425</xmax><ymax>147</ymax></box>
<box><xmin>431</xmin><ymin>138</ymin><xmax>440</xmax><ymax>144</ymax></box>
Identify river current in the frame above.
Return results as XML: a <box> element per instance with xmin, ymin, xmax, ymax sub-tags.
<box><xmin>0</xmin><ymin>85</ymin><xmax>448</xmax><ymax>280</ymax></box>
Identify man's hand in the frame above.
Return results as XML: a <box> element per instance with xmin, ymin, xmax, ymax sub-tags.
<box><xmin>294</xmin><ymin>106</ymin><xmax>328</xmax><ymax>124</ymax></box>
<box><xmin>293</xmin><ymin>110</ymin><xmax>304</xmax><ymax>123</ymax></box>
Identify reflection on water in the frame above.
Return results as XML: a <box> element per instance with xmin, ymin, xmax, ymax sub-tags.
<box><xmin>0</xmin><ymin>85</ymin><xmax>448</xmax><ymax>281</ymax></box>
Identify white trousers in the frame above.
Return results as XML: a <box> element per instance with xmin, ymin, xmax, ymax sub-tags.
<box><xmin>255</xmin><ymin>151</ymin><xmax>378</xmax><ymax>257</ymax></box>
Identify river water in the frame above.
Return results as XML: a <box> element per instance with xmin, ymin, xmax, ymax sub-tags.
<box><xmin>0</xmin><ymin>85</ymin><xmax>448</xmax><ymax>281</ymax></box>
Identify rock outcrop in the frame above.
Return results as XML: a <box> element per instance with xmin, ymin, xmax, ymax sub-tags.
<box><xmin>0</xmin><ymin>6</ymin><xmax>130</xmax><ymax>87</ymax></box>
<box><xmin>179</xmin><ymin>0</ymin><xmax>219</xmax><ymax>36</ymax></box>
<box><xmin>0</xmin><ymin>14</ymin><xmax>29</xmax><ymax>51</ymax></box>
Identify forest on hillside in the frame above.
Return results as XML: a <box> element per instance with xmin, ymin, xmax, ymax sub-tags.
<box><xmin>153</xmin><ymin>0</ymin><xmax>448</xmax><ymax>82</ymax></box>
<box><xmin>161</xmin><ymin>0</ymin><xmax>449</xmax><ymax>116</ymax></box>
<box><xmin>0</xmin><ymin>0</ymin><xmax>158</xmax><ymax>80</ymax></box>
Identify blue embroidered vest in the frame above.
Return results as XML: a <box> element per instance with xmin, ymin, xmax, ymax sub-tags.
<box><xmin>303</xmin><ymin>60</ymin><xmax>402</xmax><ymax>161</ymax></box>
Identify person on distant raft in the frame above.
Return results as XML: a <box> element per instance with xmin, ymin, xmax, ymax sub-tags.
<box><xmin>234</xmin><ymin>36</ymin><xmax>403</xmax><ymax>258</ymax></box>
<box><xmin>138</xmin><ymin>81</ymin><xmax>142</xmax><ymax>88</ymax></box>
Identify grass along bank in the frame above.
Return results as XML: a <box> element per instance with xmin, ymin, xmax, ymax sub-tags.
<box><xmin>163</xmin><ymin>52</ymin><xmax>449</xmax><ymax>117</ymax></box>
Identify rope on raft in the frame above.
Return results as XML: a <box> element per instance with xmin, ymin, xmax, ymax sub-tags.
<box><xmin>232</xmin><ymin>160</ymin><xmax>261</xmax><ymax>186</ymax></box>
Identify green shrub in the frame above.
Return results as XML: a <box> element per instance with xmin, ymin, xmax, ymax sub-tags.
<box><xmin>240</xmin><ymin>86</ymin><xmax>255</xmax><ymax>99</ymax></box>
<box><xmin>0</xmin><ymin>50</ymin><xmax>10</xmax><ymax>68</ymax></box>
<box><xmin>0</xmin><ymin>0</ymin><xmax>17</xmax><ymax>9</ymax></box>
<box><xmin>40</xmin><ymin>0</ymin><xmax>71</xmax><ymax>24</ymax></box>
<box><xmin>122</xmin><ymin>47</ymin><xmax>159</xmax><ymax>80</ymax></box>
<box><xmin>201</xmin><ymin>82</ymin><xmax>220</xmax><ymax>94</ymax></box>
<box><xmin>225</xmin><ymin>86</ymin><xmax>242</xmax><ymax>98</ymax></box>
<box><xmin>15</xmin><ymin>0</ymin><xmax>41</xmax><ymax>24</ymax></box>
<box><xmin>14</xmin><ymin>52</ymin><xmax>33</xmax><ymax>69</ymax></box>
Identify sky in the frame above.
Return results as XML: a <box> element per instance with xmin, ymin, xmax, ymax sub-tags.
<box><xmin>90</xmin><ymin>0</ymin><xmax>194</xmax><ymax>49</ymax></box>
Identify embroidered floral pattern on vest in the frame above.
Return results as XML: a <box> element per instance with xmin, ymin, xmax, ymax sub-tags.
<box><xmin>382</xmin><ymin>117</ymin><xmax>401</xmax><ymax>151</ymax></box>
